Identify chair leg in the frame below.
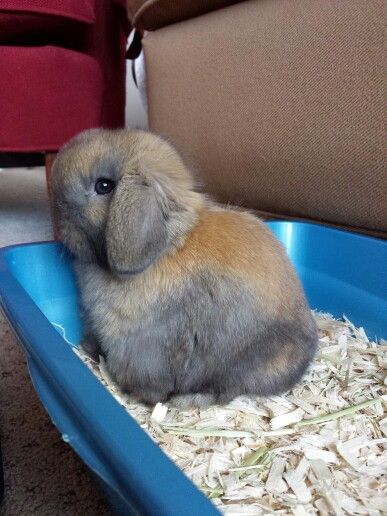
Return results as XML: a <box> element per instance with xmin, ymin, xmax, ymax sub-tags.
<box><xmin>45</xmin><ymin>152</ymin><xmax>58</xmax><ymax>239</ymax></box>
<box><xmin>45</xmin><ymin>152</ymin><xmax>56</xmax><ymax>196</ymax></box>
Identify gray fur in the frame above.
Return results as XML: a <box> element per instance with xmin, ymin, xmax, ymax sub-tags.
<box><xmin>106</xmin><ymin>175</ymin><xmax>169</xmax><ymax>275</ymax></box>
<box><xmin>76</xmin><ymin>265</ymin><xmax>316</xmax><ymax>405</ymax></box>
<box><xmin>52</xmin><ymin>129</ymin><xmax>318</xmax><ymax>407</ymax></box>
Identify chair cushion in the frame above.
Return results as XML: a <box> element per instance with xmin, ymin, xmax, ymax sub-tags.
<box><xmin>127</xmin><ymin>0</ymin><xmax>241</xmax><ymax>30</ymax></box>
<box><xmin>0</xmin><ymin>12</ymin><xmax>87</xmax><ymax>43</ymax></box>
<box><xmin>144</xmin><ymin>0</ymin><xmax>386</xmax><ymax>235</ymax></box>
<box><xmin>0</xmin><ymin>0</ymin><xmax>96</xmax><ymax>23</ymax></box>
<box><xmin>0</xmin><ymin>45</ymin><xmax>103</xmax><ymax>151</ymax></box>
<box><xmin>0</xmin><ymin>0</ymin><xmax>96</xmax><ymax>41</ymax></box>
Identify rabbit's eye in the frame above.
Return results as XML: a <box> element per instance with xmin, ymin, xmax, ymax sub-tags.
<box><xmin>95</xmin><ymin>178</ymin><xmax>115</xmax><ymax>195</ymax></box>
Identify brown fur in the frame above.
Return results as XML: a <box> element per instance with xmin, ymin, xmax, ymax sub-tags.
<box><xmin>152</xmin><ymin>209</ymin><xmax>302</xmax><ymax>316</ymax></box>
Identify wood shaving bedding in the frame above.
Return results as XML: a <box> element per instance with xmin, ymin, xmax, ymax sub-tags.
<box><xmin>74</xmin><ymin>313</ymin><xmax>387</xmax><ymax>515</ymax></box>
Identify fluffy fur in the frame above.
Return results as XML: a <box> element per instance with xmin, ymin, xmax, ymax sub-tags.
<box><xmin>52</xmin><ymin>129</ymin><xmax>318</xmax><ymax>406</ymax></box>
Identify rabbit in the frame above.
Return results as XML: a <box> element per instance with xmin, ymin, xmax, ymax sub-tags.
<box><xmin>52</xmin><ymin>129</ymin><xmax>318</xmax><ymax>407</ymax></box>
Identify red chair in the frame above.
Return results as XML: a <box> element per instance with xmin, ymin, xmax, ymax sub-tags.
<box><xmin>0</xmin><ymin>0</ymin><xmax>129</xmax><ymax>190</ymax></box>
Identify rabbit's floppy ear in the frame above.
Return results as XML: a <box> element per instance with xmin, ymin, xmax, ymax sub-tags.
<box><xmin>106</xmin><ymin>175</ymin><xmax>169</xmax><ymax>274</ymax></box>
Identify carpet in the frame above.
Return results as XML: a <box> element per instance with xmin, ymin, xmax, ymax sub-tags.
<box><xmin>0</xmin><ymin>166</ymin><xmax>109</xmax><ymax>515</ymax></box>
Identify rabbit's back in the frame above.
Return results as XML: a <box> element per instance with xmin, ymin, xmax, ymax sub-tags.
<box><xmin>163</xmin><ymin>208</ymin><xmax>302</xmax><ymax>315</ymax></box>
<box><xmin>76</xmin><ymin>208</ymin><xmax>317</xmax><ymax>402</ymax></box>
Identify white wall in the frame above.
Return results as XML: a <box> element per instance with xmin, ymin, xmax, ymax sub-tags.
<box><xmin>125</xmin><ymin>59</ymin><xmax>148</xmax><ymax>129</ymax></box>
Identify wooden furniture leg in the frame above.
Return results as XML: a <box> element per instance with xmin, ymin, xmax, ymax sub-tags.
<box><xmin>45</xmin><ymin>152</ymin><xmax>58</xmax><ymax>238</ymax></box>
<box><xmin>45</xmin><ymin>152</ymin><xmax>56</xmax><ymax>196</ymax></box>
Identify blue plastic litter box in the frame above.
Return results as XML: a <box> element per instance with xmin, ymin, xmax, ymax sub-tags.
<box><xmin>0</xmin><ymin>221</ymin><xmax>386</xmax><ymax>515</ymax></box>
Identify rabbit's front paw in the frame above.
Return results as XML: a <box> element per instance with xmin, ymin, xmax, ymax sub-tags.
<box><xmin>80</xmin><ymin>338</ymin><xmax>103</xmax><ymax>362</ymax></box>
